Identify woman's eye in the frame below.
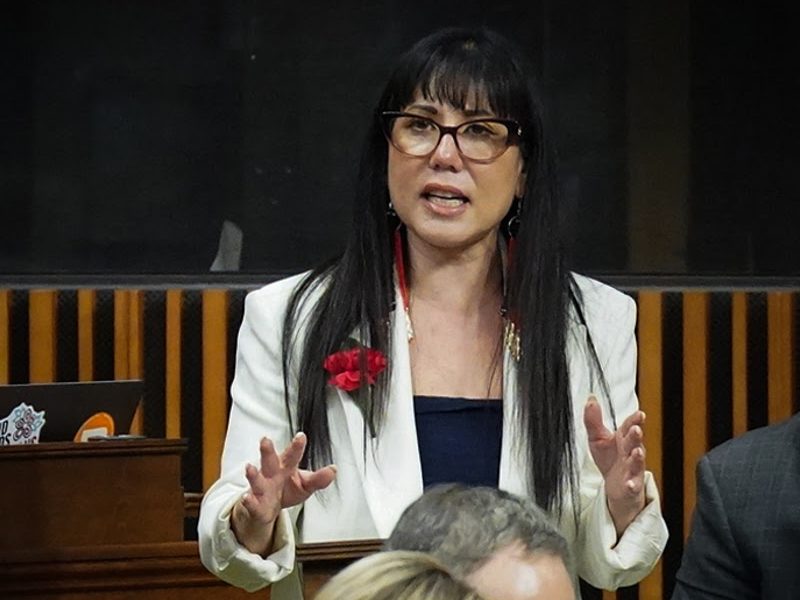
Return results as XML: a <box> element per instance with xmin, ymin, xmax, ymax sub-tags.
<box><xmin>463</xmin><ymin>123</ymin><xmax>494</xmax><ymax>137</ymax></box>
<box><xmin>407</xmin><ymin>118</ymin><xmax>433</xmax><ymax>131</ymax></box>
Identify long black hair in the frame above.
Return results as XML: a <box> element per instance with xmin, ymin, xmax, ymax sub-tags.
<box><xmin>281</xmin><ymin>27</ymin><xmax>612</xmax><ymax>518</ymax></box>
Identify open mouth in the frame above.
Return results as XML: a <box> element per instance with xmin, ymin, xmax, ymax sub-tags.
<box><xmin>421</xmin><ymin>185</ymin><xmax>469</xmax><ymax>207</ymax></box>
<box><xmin>424</xmin><ymin>192</ymin><xmax>468</xmax><ymax>207</ymax></box>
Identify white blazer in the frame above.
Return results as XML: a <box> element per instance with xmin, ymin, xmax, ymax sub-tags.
<box><xmin>198</xmin><ymin>272</ymin><xmax>668</xmax><ymax>599</ymax></box>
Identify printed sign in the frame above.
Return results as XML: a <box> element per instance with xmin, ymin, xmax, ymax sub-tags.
<box><xmin>0</xmin><ymin>402</ymin><xmax>46</xmax><ymax>445</ymax></box>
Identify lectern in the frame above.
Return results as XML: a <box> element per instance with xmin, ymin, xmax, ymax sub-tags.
<box><xmin>0</xmin><ymin>439</ymin><xmax>251</xmax><ymax>599</ymax></box>
<box><xmin>0</xmin><ymin>439</ymin><xmax>380</xmax><ymax>598</ymax></box>
<box><xmin>0</xmin><ymin>439</ymin><xmax>185</xmax><ymax>550</ymax></box>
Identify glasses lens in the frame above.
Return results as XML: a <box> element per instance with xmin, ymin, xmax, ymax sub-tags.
<box><xmin>457</xmin><ymin>121</ymin><xmax>511</xmax><ymax>161</ymax></box>
<box><xmin>389</xmin><ymin>116</ymin><xmax>439</xmax><ymax>157</ymax></box>
<box><xmin>385</xmin><ymin>114</ymin><xmax>515</xmax><ymax>161</ymax></box>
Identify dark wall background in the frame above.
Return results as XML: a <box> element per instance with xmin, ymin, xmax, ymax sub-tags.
<box><xmin>1</xmin><ymin>1</ymin><xmax>797</xmax><ymax>275</ymax></box>
<box><xmin>688</xmin><ymin>2</ymin><xmax>799</xmax><ymax>274</ymax></box>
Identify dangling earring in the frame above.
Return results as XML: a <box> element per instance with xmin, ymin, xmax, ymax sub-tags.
<box><xmin>504</xmin><ymin>197</ymin><xmax>522</xmax><ymax>272</ymax></box>
<box><xmin>387</xmin><ymin>200</ymin><xmax>397</xmax><ymax>218</ymax></box>
<box><xmin>505</xmin><ymin>197</ymin><xmax>521</xmax><ymax>240</ymax></box>
<box><xmin>393</xmin><ymin>226</ymin><xmax>414</xmax><ymax>342</ymax></box>
<box><xmin>502</xmin><ymin>198</ymin><xmax>522</xmax><ymax>361</ymax></box>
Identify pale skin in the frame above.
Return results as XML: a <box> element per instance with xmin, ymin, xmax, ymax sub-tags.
<box><xmin>231</xmin><ymin>97</ymin><xmax>646</xmax><ymax>554</ymax></box>
<box><xmin>465</xmin><ymin>542</ymin><xmax>575</xmax><ymax>600</ymax></box>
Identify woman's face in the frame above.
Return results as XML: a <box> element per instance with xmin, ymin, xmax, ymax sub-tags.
<box><xmin>386</xmin><ymin>94</ymin><xmax>526</xmax><ymax>254</ymax></box>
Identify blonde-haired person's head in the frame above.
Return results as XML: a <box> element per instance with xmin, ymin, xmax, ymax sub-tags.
<box><xmin>315</xmin><ymin>551</ymin><xmax>485</xmax><ymax>600</ymax></box>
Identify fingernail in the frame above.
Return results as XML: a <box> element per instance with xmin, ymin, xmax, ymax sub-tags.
<box><xmin>294</xmin><ymin>431</ymin><xmax>306</xmax><ymax>441</ymax></box>
<box><xmin>586</xmin><ymin>394</ymin><xmax>598</xmax><ymax>404</ymax></box>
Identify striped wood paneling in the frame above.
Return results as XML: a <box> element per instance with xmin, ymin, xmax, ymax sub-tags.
<box><xmin>114</xmin><ymin>290</ymin><xmax>145</xmax><ymax>434</ymax></box>
<box><xmin>202</xmin><ymin>290</ymin><xmax>229</xmax><ymax>490</ymax></box>
<box><xmin>166</xmin><ymin>290</ymin><xmax>183</xmax><ymax>439</ymax></box>
<box><xmin>731</xmin><ymin>293</ymin><xmax>748</xmax><ymax>436</ymax></box>
<box><xmin>0</xmin><ymin>283</ymin><xmax>797</xmax><ymax>600</ymax></box>
<box><xmin>681</xmin><ymin>293</ymin><xmax>709</xmax><ymax>538</ymax></box>
<box><xmin>28</xmin><ymin>290</ymin><xmax>57</xmax><ymax>383</ymax></box>
<box><xmin>636</xmin><ymin>292</ymin><xmax>664</xmax><ymax>600</ymax></box>
<box><xmin>77</xmin><ymin>289</ymin><xmax>95</xmax><ymax>381</ymax></box>
<box><xmin>767</xmin><ymin>292</ymin><xmax>795</xmax><ymax>423</ymax></box>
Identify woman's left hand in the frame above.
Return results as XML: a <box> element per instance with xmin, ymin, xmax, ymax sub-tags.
<box><xmin>583</xmin><ymin>395</ymin><xmax>647</xmax><ymax>538</ymax></box>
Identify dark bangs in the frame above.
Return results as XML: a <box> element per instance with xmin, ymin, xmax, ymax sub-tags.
<box><xmin>379</xmin><ymin>28</ymin><xmax>534</xmax><ymax>137</ymax></box>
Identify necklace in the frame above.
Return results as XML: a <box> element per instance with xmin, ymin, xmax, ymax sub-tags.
<box><xmin>392</xmin><ymin>228</ymin><xmax>521</xmax><ymax>360</ymax></box>
<box><xmin>393</xmin><ymin>228</ymin><xmax>416</xmax><ymax>341</ymax></box>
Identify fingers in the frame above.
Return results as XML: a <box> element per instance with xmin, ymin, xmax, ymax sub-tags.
<box><xmin>259</xmin><ymin>437</ymin><xmax>281</xmax><ymax>478</ymax></box>
<box><xmin>245</xmin><ymin>462</ymin><xmax>268</xmax><ymax>496</ymax></box>
<box><xmin>619</xmin><ymin>409</ymin><xmax>646</xmax><ymax>437</ymax></box>
<box><xmin>300</xmin><ymin>464</ymin><xmax>338</xmax><ymax>493</ymax></box>
<box><xmin>618</xmin><ymin>442</ymin><xmax>646</xmax><ymax>499</ymax></box>
<box><xmin>246</xmin><ymin>433</ymin><xmax>335</xmax><ymax>513</ymax></box>
<box><xmin>240</xmin><ymin>488</ymin><xmax>263</xmax><ymax>515</ymax></box>
<box><xmin>629</xmin><ymin>446</ymin><xmax>645</xmax><ymax>478</ymax></box>
<box><xmin>621</xmin><ymin>423</ymin><xmax>644</xmax><ymax>456</ymax></box>
<box><xmin>241</xmin><ymin>467</ymin><xmax>280</xmax><ymax>525</ymax></box>
<box><xmin>280</xmin><ymin>432</ymin><xmax>308</xmax><ymax>471</ymax></box>
<box><xmin>583</xmin><ymin>396</ymin><xmax>611</xmax><ymax>442</ymax></box>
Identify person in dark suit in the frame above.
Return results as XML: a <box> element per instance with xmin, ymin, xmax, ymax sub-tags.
<box><xmin>672</xmin><ymin>412</ymin><xmax>800</xmax><ymax>599</ymax></box>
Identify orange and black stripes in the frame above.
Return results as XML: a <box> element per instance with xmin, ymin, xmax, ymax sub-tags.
<box><xmin>0</xmin><ymin>281</ymin><xmax>796</xmax><ymax>600</ymax></box>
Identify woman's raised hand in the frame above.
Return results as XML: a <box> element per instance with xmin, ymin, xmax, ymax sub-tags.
<box><xmin>230</xmin><ymin>432</ymin><xmax>337</xmax><ymax>555</ymax></box>
<box><xmin>583</xmin><ymin>396</ymin><xmax>646</xmax><ymax>538</ymax></box>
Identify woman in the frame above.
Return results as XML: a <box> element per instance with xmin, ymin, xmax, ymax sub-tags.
<box><xmin>315</xmin><ymin>551</ymin><xmax>484</xmax><ymax>600</ymax></box>
<box><xmin>198</xmin><ymin>27</ymin><xmax>668</xmax><ymax>599</ymax></box>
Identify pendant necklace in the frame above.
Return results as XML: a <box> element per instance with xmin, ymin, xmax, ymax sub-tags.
<box><xmin>392</xmin><ymin>228</ymin><xmax>521</xmax><ymax>361</ymax></box>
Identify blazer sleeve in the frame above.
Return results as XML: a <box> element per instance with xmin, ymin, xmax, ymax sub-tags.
<box><xmin>575</xmin><ymin>292</ymin><xmax>669</xmax><ymax>590</ymax></box>
<box><xmin>197</xmin><ymin>283</ymin><xmax>302</xmax><ymax>592</ymax></box>
<box><xmin>671</xmin><ymin>455</ymin><xmax>758</xmax><ymax>600</ymax></box>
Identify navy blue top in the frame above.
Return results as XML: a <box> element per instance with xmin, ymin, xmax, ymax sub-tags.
<box><xmin>413</xmin><ymin>395</ymin><xmax>503</xmax><ymax>489</ymax></box>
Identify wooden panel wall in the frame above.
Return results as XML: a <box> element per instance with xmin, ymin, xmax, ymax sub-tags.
<box><xmin>635</xmin><ymin>292</ymin><xmax>664</xmax><ymax>600</ymax></box>
<box><xmin>28</xmin><ymin>290</ymin><xmax>57</xmax><ymax>383</ymax></box>
<box><xmin>0</xmin><ymin>284</ymin><xmax>797</xmax><ymax>600</ymax></box>
<box><xmin>588</xmin><ymin>287</ymin><xmax>798</xmax><ymax>600</ymax></box>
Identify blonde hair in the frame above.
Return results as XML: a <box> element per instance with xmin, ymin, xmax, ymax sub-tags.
<box><xmin>315</xmin><ymin>551</ymin><xmax>484</xmax><ymax>600</ymax></box>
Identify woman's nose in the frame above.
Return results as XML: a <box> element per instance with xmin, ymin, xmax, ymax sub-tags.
<box><xmin>428</xmin><ymin>131</ymin><xmax>464</xmax><ymax>171</ymax></box>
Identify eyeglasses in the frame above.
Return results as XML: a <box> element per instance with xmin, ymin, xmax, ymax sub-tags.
<box><xmin>380</xmin><ymin>111</ymin><xmax>523</xmax><ymax>163</ymax></box>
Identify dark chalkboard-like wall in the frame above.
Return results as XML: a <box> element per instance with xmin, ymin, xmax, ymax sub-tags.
<box><xmin>1</xmin><ymin>1</ymin><xmax>797</xmax><ymax>275</ymax></box>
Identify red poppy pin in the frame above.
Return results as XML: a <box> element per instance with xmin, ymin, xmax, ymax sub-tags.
<box><xmin>323</xmin><ymin>345</ymin><xmax>388</xmax><ymax>392</ymax></box>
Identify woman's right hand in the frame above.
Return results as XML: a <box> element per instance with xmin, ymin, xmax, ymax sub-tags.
<box><xmin>230</xmin><ymin>432</ymin><xmax>337</xmax><ymax>555</ymax></box>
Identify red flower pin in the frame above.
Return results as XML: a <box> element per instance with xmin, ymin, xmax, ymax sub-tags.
<box><xmin>323</xmin><ymin>346</ymin><xmax>387</xmax><ymax>392</ymax></box>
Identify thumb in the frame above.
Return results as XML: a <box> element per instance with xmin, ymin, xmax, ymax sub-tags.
<box><xmin>583</xmin><ymin>396</ymin><xmax>610</xmax><ymax>442</ymax></box>
<box><xmin>303</xmin><ymin>464</ymin><xmax>338</xmax><ymax>494</ymax></box>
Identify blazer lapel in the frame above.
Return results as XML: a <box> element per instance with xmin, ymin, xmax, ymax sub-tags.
<box><xmin>336</xmin><ymin>290</ymin><xmax>423</xmax><ymax>538</ymax></box>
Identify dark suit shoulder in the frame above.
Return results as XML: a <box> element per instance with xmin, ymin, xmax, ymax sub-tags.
<box><xmin>694</xmin><ymin>413</ymin><xmax>800</xmax><ymax>599</ymax></box>
<box><xmin>704</xmin><ymin>413</ymin><xmax>799</xmax><ymax>475</ymax></box>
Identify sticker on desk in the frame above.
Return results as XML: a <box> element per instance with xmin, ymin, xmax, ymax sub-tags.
<box><xmin>0</xmin><ymin>402</ymin><xmax>46</xmax><ymax>445</ymax></box>
<box><xmin>75</xmin><ymin>411</ymin><xmax>115</xmax><ymax>442</ymax></box>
